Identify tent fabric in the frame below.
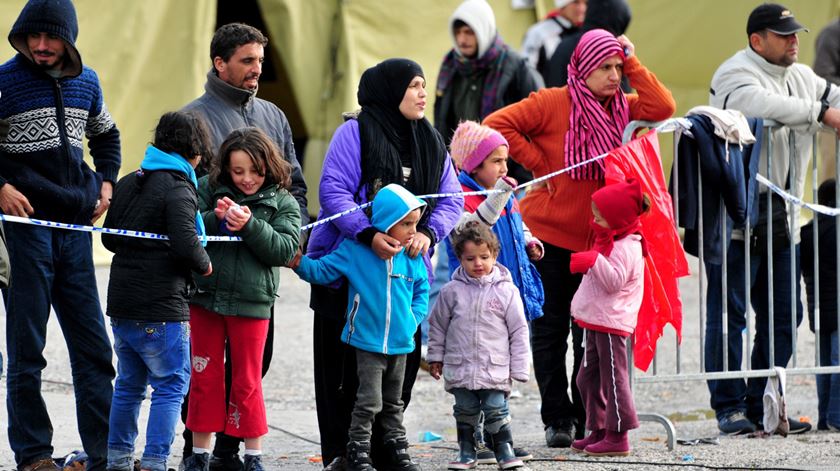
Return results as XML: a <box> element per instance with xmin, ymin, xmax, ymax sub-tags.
<box><xmin>603</xmin><ymin>132</ymin><xmax>690</xmax><ymax>371</ymax></box>
<box><xmin>0</xmin><ymin>0</ymin><xmax>216</xmax><ymax>264</ymax></box>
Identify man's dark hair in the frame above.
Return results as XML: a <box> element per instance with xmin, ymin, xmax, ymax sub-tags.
<box><xmin>210</xmin><ymin>23</ymin><xmax>268</xmax><ymax>63</ymax></box>
<box><xmin>153</xmin><ymin>111</ymin><xmax>213</xmax><ymax>163</ymax></box>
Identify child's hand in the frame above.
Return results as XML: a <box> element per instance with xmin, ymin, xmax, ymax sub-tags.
<box><xmin>428</xmin><ymin>362</ymin><xmax>442</xmax><ymax>380</ymax></box>
<box><xmin>225</xmin><ymin>205</ymin><xmax>252</xmax><ymax>232</ymax></box>
<box><xmin>287</xmin><ymin>249</ymin><xmax>302</xmax><ymax>269</ymax></box>
<box><xmin>214</xmin><ymin>196</ymin><xmax>236</xmax><ymax>220</ymax></box>
<box><xmin>512</xmin><ymin>372</ymin><xmax>529</xmax><ymax>383</ymax></box>
<box><xmin>526</xmin><ymin>241</ymin><xmax>544</xmax><ymax>261</ymax></box>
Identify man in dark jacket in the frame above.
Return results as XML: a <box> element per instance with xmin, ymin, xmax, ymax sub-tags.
<box><xmin>0</xmin><ymin>0</ymin><xmax>121</xmax><ymax>469</ymax></box>
<box><xmin>544</xmin><ymin>0</ymin><xmax>631</xmax><ymax>87</ymax></box>
<box><xmin>434</xmin><ymin>0</ymin><xmax>543</xmax><ymax>185</ymax></box>
<box><xmin>180</xmin><ymin>22</ymin><xmax>309</xmax><ymax>471</ymax></box>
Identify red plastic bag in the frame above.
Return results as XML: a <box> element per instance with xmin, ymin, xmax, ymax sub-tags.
<box><xmin>603</xmin><ymin>131</ymin><xmax>690</xmax><ymax>371</ymax></box>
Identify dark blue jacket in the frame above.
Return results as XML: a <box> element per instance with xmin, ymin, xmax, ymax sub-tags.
<box><xmin>801</xmin><ymin>215</ymin><xmax>838</xmax><ymax>334</ymax></box>
<box><xmin>0</xmin><ymin>0</ymin><xmax>121</xmax><ymax>224</ymax></box>
<box><xmin>671</xmin><ymin>115</ymin><xmax>762</xmax><ymax>264</ymax></box>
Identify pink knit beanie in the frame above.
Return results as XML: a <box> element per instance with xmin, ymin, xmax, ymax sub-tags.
<box><xmin>449</xmin><ymin>121</ymin><xmax>508</xmax><ymax>173</ymax></box>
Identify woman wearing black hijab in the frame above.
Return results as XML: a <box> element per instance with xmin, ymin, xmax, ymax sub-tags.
<box><xmin>305</xmin><ymin>58</ymin><xmax>463</xmax><ymax>470</ymax></box>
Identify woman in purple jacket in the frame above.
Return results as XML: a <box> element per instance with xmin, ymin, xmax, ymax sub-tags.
<box><xmin>306</xmin><ymin>58</ymin><xmax>463</xmax><ymax>470</ymax></box>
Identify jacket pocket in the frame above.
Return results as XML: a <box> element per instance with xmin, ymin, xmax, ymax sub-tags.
<box><xmin>488</xmin><ymin>354</ymin><xmax>510</xmax><ymax>382</ymax></box>
<box><xmin>443</xmin><ymin>353</ymin><xmax>463</xmax><ymax>383</ymax></box>
<box><xmin>345</xmin><ymin>294</ymin><xmax>361</xmax><ymax>344</ymax></box>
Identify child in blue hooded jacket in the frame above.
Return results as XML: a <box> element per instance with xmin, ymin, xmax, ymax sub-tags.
<box><xmin>291</xmin><ymin>183</ymin><xmax>429</xmax><ymax>471</ymax></box>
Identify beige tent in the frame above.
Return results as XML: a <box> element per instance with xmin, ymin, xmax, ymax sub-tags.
<box><xmin>0</xmin><ymin>0</ymin><xmax>837</xmax><ymax>263</ymax></box>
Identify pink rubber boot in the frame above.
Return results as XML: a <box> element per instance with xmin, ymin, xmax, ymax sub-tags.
<box><xmin>584</xmin><ymin>430</ymin><xmax>630</xmax><ymax>457</ymax></box>
<box><xmin>571</xmin><ymin>429</ymin><xmax>605</xmax><ymax>453</ymax></box>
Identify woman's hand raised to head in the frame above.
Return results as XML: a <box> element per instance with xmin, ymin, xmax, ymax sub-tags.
<box><xmin>406</xmin><ymin>231</ymin><xmax>431</xmax><ymax>259</ymax></box>
<box><xmin>372</xmin><ymin>231</ymin><xmax>403</xmax><ymax>260</ymax></box>
<box><xmin>617</xmin><ymin>35</ymin><xmax>635</xmax><ymax>58</ymax></box>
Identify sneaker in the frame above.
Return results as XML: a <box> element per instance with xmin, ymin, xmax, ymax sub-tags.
<box><xmin>20</xmin><ymin>459</ymin><xmax>59</xmax><ymax>471</ymax></box>
<box><xmin>183</xmin><ymin>453</ymin><xmax>211</xmax><ymax>471</ymax></box>
<box><xmin>209</xmin><ymin>453</ymin><xmax>244</xmax><ymax>471</ymax></box>
<box><xmin>545</xmin><ymin>420</ymin><xmax>574</xmax><ymax>448</ymax></box>
<box><xmin>243</xmin><ymin>455</ymin><xmax>264</xmax><ymax>471</ymax></box>
<box><xmin>324</xmin><ymin>456</ymin><xmax>347</xmax><ymax>471</ymax></box>
<box><xmin>788</xmin><ymin>417</ymin><xmax>812</xmax><ymax>435</ymax></box>
<box><xmin>718</xmin><ymin>411</ymin><xmax>756</xmax><ymax>436</ymax></box>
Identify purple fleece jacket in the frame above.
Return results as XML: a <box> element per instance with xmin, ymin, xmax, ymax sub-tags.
<box><xmin>306</xmin><ymin>119</ymin><xmax>463</xmax><ymax>282</ymax></box>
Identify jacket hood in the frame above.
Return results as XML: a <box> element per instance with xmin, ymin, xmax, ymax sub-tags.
<box><xmin>371</xmin><ymin>183</ymin><xmax>427</xmax><ymax>233</ymax></box>
<box><xmin>451</xmin><ymin>263</ymin><xmax>512</xmax><ymax>285</ymax></box>
<box><xmin>9</xmin><ymin>0</ymin><xmax>82</xmax><ymax>78</ymax></box>
<box><xmin>450</xmin><ymin>0</ymin><xmax>497</xmax><ymax>59</ymax></box>
<box><xmin>583</xmin><ymin>0</ymin><xmax>631</xmax><ymax>36</ymax></box>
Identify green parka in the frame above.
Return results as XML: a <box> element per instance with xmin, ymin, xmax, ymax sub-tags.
<box><xmin>191</xmin><ymin>175</ymin><xmax>301</xmax><ymax>319</ymax></box>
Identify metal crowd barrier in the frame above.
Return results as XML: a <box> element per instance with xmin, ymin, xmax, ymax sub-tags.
<box><xmin>618</xmin><ymin>118</ymin><xmax>840</xmax><ymax>450</ymax></box>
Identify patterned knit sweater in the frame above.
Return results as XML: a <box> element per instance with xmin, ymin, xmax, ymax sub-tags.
<box><xmin>0</xmin><ymin>54</ymin><xmax>121</xmax><ymax>224</ymax></box>
<box><xmin>483</xmin><ymin>56</ymin><xmax>675</xmax><ymax>252</ymax></box>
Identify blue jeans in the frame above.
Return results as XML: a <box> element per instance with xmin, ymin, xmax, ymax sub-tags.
<box><xmin>704</xmin><ymin>241</ymin><xmax>802</xmax><ymax>423</ymax></box>
<box><xmin>108</xmin><ymin>320</ymin><xmax>190</xmax><ymax>471</ymax></box>
<box><xmin>817</xmin><ymin>330</ymin><xmax>840</xmax><ymax>429</ymax></box>
<box><xmin>451</xmin><ymin>388</ymin><xmax>510</xmax><ymax>434</ymax></box>
<box><xmin>3</xmin><ymin>224</ymin><xmax>114</xmax><ymax>470</ymax></box>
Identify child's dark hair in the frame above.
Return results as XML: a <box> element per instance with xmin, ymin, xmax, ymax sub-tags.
<box><xmin>451</xmin><ymin>222</ymin><xmax>500</xmax><ymax>259</ymax></box>
<box><xmin>210</xmin><ymin>127</ymin><xmax>291</xmax><ymax>190</ymax></box>
<box><xmin>152</xmin><ymin>111</ymin><xmax>212</xmax><ymax>163</ymax></box>
<box><xmin>818</xmin><ymin>179</ymin><xmax>837</xmax><ymax>208</ymax></box>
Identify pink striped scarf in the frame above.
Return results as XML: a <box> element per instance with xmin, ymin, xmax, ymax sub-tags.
<box><xmin>564</xmin><ymin>29</ymin><xmax>629</xmax><ymax>180</ymax></box>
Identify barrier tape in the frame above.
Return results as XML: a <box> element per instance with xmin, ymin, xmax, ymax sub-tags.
<box><xmin>0</xmin><ymin>151</ymin><xmax>613</xmax><ymax>241</ymax></box>
<box><xmin>756</xmin><ymin>174</ymin><xmax>840</xmax><ymax>217</ymax></box>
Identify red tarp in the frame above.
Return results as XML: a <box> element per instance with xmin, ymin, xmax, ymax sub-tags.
<box><xmin>603</xmin><ymin>131</ymin><xmax>690</xmax><ymax>371</ymax></box>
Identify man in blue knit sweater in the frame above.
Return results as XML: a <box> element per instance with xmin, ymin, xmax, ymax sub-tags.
<box><xmin>0</xmin><ymin>1</ymin><xmax>121</xmax><ymax>469</ymax></box>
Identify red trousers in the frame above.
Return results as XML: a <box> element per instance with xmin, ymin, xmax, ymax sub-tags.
<box><xmin>186</xmin><ymin>305</ymin><xmax>269</xmax><ymax>438</ymax></box>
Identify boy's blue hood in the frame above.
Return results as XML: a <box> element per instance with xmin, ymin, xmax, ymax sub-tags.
<box><xmin>371</xmin><ymin>184</ymin><xmax>426</xmax><ymax>233</ymax></box>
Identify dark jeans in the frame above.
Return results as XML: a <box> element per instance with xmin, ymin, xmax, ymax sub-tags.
<box><xmin>704</xmin><ymin>241</ymin><xmax>802</xmax><ymax>423</ymax></box>
<box><xmin>531</xmin><ymin>242</ymin><xmax>585</xmax><ymax>430</ymax></box>
<box><xmin>180</xmin><ymin>307</ymin><xmax>274</xmax><ymax>456</ymax></box>
<box><xmin>4</xmin><ymin>225</ymin><xmax>115</xmax><ymax>470</ymax></box>
<box><xmin>311</xmin><ymin>284</ymin><xmax>422</xmax><ymax>467</ymax></box>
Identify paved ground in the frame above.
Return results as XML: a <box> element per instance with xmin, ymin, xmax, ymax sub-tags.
<box><xmin>0</xmin><ymin>253</ymin><xmax>838</xmax><ymax>470</ymax></box>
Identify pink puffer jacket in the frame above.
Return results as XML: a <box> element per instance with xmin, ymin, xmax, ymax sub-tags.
<box><xmin>427</xmin><ymin>264</ymin><xmax>530</xmax><ymax>393</ymax></box>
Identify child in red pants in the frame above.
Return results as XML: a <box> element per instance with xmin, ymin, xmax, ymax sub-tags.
<box><xmin>568</xmin><ymin>179</ymin><xmax>649</xmax><ymax>457</ymax></box>
<box><xmin>183</xmin><ymin>128</ymin><xmax>301</xmax><ymax>471</ymax></box>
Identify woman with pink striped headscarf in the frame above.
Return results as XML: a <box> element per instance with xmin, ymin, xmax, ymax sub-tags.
<box><xmin>484</xmin><ymin>28</ymin><xmax>675</xmax><ymax>451</ymax></box>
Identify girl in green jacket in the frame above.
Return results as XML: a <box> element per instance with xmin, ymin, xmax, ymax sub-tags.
<box><xmin>183</xmin><ymin>128</ymin><xmax>301</xmax><ymax>471</ymax></box>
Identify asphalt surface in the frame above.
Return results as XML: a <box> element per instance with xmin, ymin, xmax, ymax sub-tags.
<box><xmin>0</xmin><ymin>253</ymin><xmax>838</xmax><ymax>470</ymax></box>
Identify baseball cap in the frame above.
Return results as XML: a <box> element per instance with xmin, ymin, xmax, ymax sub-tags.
<box><xmin>747</xmin><ymin>3</ymin><xmax>808</xmax><ymax>36</ymax></box>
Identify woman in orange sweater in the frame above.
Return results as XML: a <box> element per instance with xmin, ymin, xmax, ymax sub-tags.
<box><xmin>483</xmin><ymin>29</ymin><xmax>675</xmax><ymax>448</ymax></box>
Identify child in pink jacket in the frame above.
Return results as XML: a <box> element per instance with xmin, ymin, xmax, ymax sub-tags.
<box><xmin>427</xmin><ymin>223</ymin><xmax>530</xmax><ymax>470</ymax></box>
<box><xmin>569</xmin><ymin>179</ymin><xmax>649</xmax><ymax>457</ymax></box>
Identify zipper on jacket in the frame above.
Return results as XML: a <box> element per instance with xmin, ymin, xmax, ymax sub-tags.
<box><xmin>53</xmin><ymin>79</ymin><xmax>72</xmax><ymax>183</ymax></box>
<box><xmin>347</xmin><ymin>293</ymin><xmax>360</xmax><ymax>345</ymax></box>
<box><xmin>383</xmin><ymin>259</ymin><xmax>393</xmax><ymax>354</ymax></box>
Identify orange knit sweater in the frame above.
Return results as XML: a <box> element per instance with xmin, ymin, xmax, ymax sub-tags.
<box><xmin>483</xmin><ymin>56</ymin><xmax>676</xmax><ymax>252</ymax></box>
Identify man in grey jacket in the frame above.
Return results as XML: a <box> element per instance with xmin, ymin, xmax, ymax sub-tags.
<box><xmin>706</xmin><ymin>3</ymin><xmax>840</xmax><ymax>437</ymax></box>
<box><xmin>180</xmin><ymin>22</ymin><xmax>308</xmax><ymax>471</ymax></box>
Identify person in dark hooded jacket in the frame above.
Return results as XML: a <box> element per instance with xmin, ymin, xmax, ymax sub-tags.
<box><xmin>544</xmin><ymin>0</ymin><xmax>631</xmax><ymax>87</ymax></box>
<box><xmin>103</xmin><ymin>111</ymin><xmax>212</xmax><ymax>471</ymax></box>
<box><xmin>0</xmin><ymin>0</ymin><xmax>121</xmax><ymax>469</ymax></box>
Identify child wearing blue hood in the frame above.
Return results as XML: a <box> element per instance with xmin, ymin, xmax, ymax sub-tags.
<box><xmin>102</xmin><ymin>111</ymin><xmax>213</xmax><ymax>471</ymax></box>
<box><xmin>291</xmin><ymin>183</ymin><xmax>430</xmax><ymax>471</ymax></box>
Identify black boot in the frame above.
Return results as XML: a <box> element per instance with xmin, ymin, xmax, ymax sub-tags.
<box><xmin>448</xmin><ymin>424</ymin><xmax>477</xmax><ymax>470</ymax></box>
<box><xmin>346</xmin><ymin>441</ymin><xmax>375</xmax><ymax>471</ymax></box>
<box><xmin>490</xmin><ymin>426</ymin><xmax>523</xmax><ymax>470</ymax></box>
<box><xmin>382</xmin><ymin>438</ymin><xmax>421</xmax><ymax>471</ymax></box>
<box><xmin>484</xmin><ymin>428</ymin><xmax>532</xmax><ymax>463</ymax></box>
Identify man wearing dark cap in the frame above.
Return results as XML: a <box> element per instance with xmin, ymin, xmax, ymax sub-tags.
<box><xmin>0</xmin><ymin>0</ymin><xmax>121</xmax><ymax>469</ymax></box>
<box><xmin>706</xmin><ymin>3</ymin><xmax>840</xmax><ymax>436</ymax></box>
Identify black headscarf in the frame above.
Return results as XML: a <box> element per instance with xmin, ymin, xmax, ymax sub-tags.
<box><xmin>356</xmin><ymin>58</ymin><xmax>447</xmax><ymax>217</ymax></box>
